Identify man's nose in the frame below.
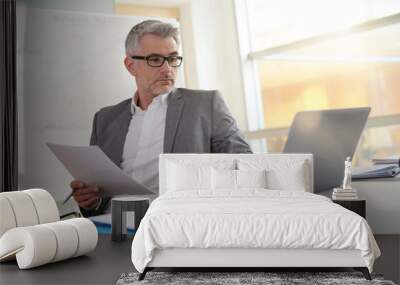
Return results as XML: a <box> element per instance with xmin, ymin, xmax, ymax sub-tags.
<box><xmin>160</xmin><ymin>59</ymin><xmax>172</xmax><ymax>71</ymax></box>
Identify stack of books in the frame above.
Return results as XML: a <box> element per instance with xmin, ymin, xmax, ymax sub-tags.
<box><xmin>332</xmin><ymin>188</ymin><xmax>359</xmax><ymax>200</ymax></box>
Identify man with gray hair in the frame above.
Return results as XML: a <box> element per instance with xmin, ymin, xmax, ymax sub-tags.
<box><xmin>70</xmin><ymin>20</ymin><xmax>252</xmax><ymax>217</ymax></box>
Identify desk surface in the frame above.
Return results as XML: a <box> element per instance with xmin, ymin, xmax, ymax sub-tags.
<box><xmin>0</xmin><ymin>234</ymin><xmax>134</xmax><ymax>285</ymax></box>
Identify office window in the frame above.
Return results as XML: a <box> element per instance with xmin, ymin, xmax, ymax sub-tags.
<box><xmin>238</xmin><ymin>0</ymin><xmax>400</xmax><ymax>165</ymax></box>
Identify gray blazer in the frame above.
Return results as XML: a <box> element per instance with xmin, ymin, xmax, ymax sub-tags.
<box><xmin>81</xmin><ymin>88</ymin><xmax>252</xmax><ymax>216</ymax></box>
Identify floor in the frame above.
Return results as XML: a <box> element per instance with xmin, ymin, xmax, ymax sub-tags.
<box><xmin>374</xmin><ymin>234</ymin><xmax>400</xmax><ymax>284</ymax></box>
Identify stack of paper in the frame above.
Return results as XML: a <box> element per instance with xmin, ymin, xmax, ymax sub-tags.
<box><xmin>372</xmin><ymin>156</ymin><xmax>400</xmax><ymax>165</ymax></box>
<box><xmin>89</xmin><ymin>213</ymin><xmax>135</xmax><ymax>230</ymax></box>
<box><xmin>352</xmin><ymin>164</ymin><xmax>400</xmax><ymax>179</ymax></box>
<box><xmin>332</xmin><ymin>188</ymin><xmax>359</xmax><ymax>200</ymax></box>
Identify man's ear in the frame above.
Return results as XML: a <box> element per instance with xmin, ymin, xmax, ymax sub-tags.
<box><xmin>124</xmin><ymin>56</ymin><xmax>136</xmax><ymax>76</ymax></box>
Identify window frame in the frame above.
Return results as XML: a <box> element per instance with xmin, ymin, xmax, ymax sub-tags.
<box><xmin>235</xmin><ymin>0</ymin><xmax>400</xmax><ymax>154</ymax></box>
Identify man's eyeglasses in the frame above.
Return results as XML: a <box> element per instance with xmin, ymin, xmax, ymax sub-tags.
<box><xmin>131</xmin><ymin>55</ymin><xmax>183</xmax><ymax>67</ymax></box>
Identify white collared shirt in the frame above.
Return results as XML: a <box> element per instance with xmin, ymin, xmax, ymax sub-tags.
<box><xmin>121</xmin><ymin>92</ymin><xmax>169</xmax><ymax>194</ymax></box>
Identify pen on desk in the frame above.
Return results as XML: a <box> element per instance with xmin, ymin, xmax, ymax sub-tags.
<box><xmin>62</xmin><ymin>191</ymin><xmax>74</xmax><ymax>205</ymax></box>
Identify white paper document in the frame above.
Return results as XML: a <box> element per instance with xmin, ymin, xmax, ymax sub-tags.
<box><xmin>47</xmin><ymin>143</ymin><xmax>154</xmax><ymax>196</ymax></box>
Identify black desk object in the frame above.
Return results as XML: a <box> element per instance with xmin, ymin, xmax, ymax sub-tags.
<box><xmin>111</xmin><ymin>196</ymin><xmax>150</xmax><ymax>242</ymax></box>
<box><xmin>333</xmin><ymin>199</ymin><xmax>366</xmax><ymax>218</ymax></box>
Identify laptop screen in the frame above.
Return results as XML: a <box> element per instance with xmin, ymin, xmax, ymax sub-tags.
<box><xmin>283</xmin><ymin>107</ymin><xmax>370</xmax><ymax>192</ymax></box>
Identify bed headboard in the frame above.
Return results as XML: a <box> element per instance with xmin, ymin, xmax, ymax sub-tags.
<box><xmin>159</xmin><ymin>153</ymin><xmax>313</xmax><ymax>195</ymax></box>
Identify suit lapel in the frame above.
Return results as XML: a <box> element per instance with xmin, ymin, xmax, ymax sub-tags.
<box><xmin>107</xmin><ymin>99</ymin><xmax>132</xmax><ymax>166</ymax></box>
<box><xmin>164</xmin><ymin>89</ymin><xmax>184</xmax><ymax>153</ymax></box>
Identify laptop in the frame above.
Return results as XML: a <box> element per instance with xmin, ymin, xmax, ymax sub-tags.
<box><xmin>283</xmin><ymin>107</ymin><xmax>371</xmax><ymax>192</ymax></box>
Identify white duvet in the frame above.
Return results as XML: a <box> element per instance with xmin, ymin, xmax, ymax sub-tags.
<box><xmin>131</xmin><ymin>190</ymin><xmax>380</xmax><ymax>273</ymax></box>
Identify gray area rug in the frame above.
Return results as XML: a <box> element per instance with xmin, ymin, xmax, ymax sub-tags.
<box><xmin>116</xmin><ymin>272</ymin><xmax>396</xmax><ymax>285</ymax></box>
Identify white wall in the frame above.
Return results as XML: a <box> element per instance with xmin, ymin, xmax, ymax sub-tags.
<box><xmin>18</xmin><ymin>7</ymin><xmax>180</xmax><ymax>200</ymax></box>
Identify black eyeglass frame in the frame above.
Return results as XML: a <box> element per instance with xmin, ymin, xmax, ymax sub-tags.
<box><xmin>131</xmin><ymin>55</ymin><xmax>183</xmax><ymax>67</ymax></box>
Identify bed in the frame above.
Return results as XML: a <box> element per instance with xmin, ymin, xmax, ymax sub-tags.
<box><xmin>131</xmin><ymin>154</ymin><xmax>380</xmax><ymax>280</ymax></box>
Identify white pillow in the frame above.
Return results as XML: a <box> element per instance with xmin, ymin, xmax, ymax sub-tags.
<box><xmin>267</xmin><ymin>167</ymin><xmax>306</xmax><ymax>191</ymax></box>
<box><xmin>211</xmin><ymin>169</ymin><xmax>268</xmax><ymax>190</ymax></box>
<box><xmin>211</xmin><ymin>168</ymin><xmax>236</xmax><ymax>190</ymax></box>
<box><xmin>167</xmin><ymin>162</ymin><xmax>212</xmax><ymax>192</ymax></box>
<box><xmin>237</xmin><ymin>159</ymin><xmax>308</xmax><ymax>191</ymax></box>
<box><xmin>236</xmin><ymin>169</ymin><xmax>268</xmax><ymax>189</ymax></box>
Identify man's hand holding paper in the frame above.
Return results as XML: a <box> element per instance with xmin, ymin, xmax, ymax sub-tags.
<box><xmin>47</xmin><ymin>143</ymin><xmax>154</xmax><ymax>200</ymax></box>
<box><xmin>70</xmin><ymin>180</ymin><xmax>101</xmax><ymax>210</ymax></box>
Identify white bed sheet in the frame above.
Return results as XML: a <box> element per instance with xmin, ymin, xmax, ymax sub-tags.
<box><xmin>131</xmin><ymin>190</ymin><xmax>380</xmax><ymax>273</ymax></box>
